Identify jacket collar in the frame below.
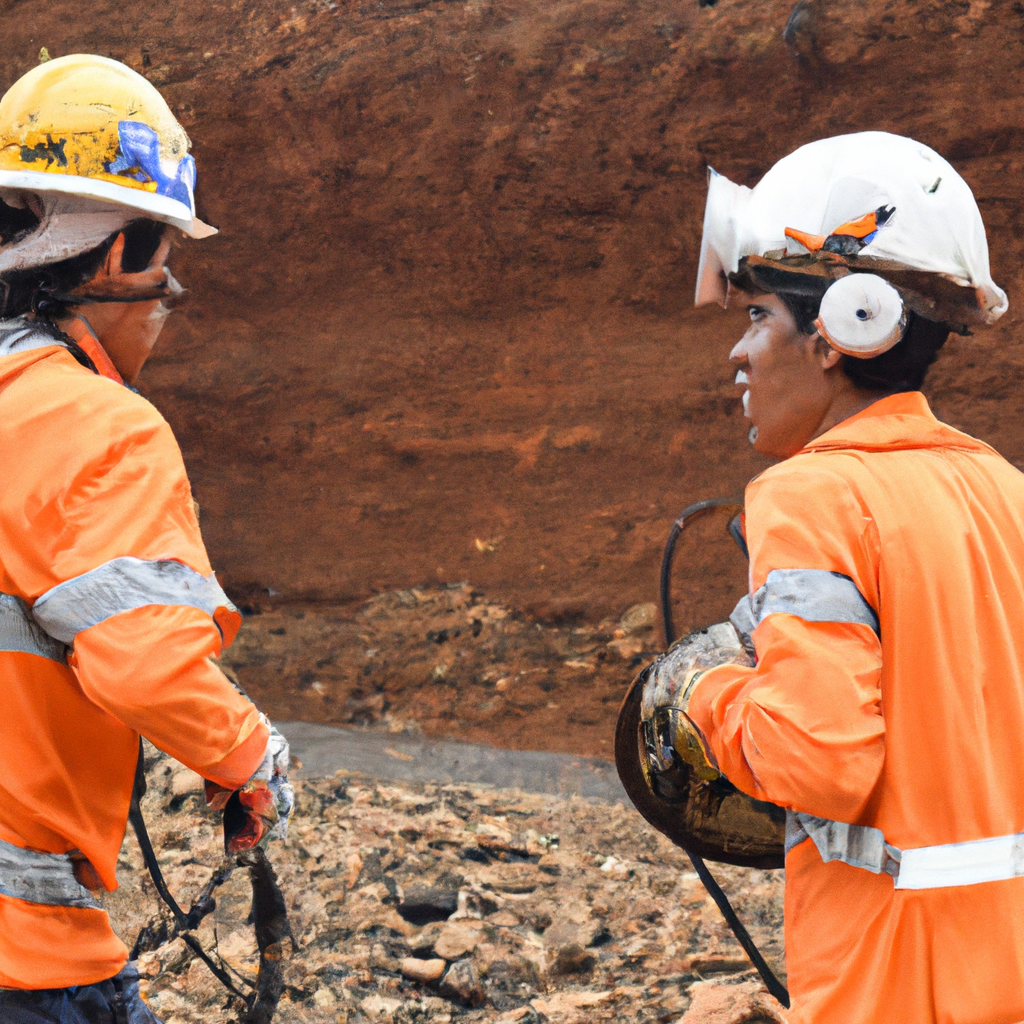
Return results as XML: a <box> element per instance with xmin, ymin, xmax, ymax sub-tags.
<box><xmin>800</xmin><ymin>391</ymin><xmax>996</xmax><ymax>456</ymax></box>
<box><xmin>62</xmin><ymin>316</ymin><xmax>124</xmax><ymax>385</ymax></box>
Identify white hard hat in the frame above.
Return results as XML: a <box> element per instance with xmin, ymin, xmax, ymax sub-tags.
<box><xmin>695</xmin><ymin>132</ymin><xmax>1007</xmax><ymax>342</ymax></box>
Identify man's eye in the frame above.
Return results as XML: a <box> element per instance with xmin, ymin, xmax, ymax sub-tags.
<box><xmin>748</xmin><ymin>307</ymin><xmax>765</xmax><ymax>321</ymax></box>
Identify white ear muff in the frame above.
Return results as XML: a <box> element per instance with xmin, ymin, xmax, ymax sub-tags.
<box><xmin>814</xmin><ymin>273</ymin><xmax>906</xmax><ymax>358</ymax></box>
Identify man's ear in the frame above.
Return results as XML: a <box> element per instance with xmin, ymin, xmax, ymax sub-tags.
<box><xmin>814</xmin><ymin>333</ymin><xmax>844</xmax><ymax>370</ymax></box>
<box><xmin>103</xmin><ymin>233</ymin><xmax>127</xmax><ymax>278</ymax></box>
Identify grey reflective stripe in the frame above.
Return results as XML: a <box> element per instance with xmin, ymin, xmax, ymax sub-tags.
<box><xmin>749</xmin><ymin>568</ymin><xmax>879</xmax><ymax>636</ymax></box>
<box><xmin>786</xmin><ymin>811</ymin><xmax>1024</xmax><ymax>890</ymax></box>
<box><xmin>32</xmin><ymin>557</ymin><xmax>235</xmax><ymax>645</ymax></box>
<box><xmin>728</xmin><ymin>594</ymin><xmax>757</xmax><ymax>651</ymax></box>
<box><xmin>0</xmin><ymin>838</ymin><xmax>102</xmax><ymax>909</ymax></box>
<box><xmin>0</xmin><ymin>594</ymin><xmax>68</xmax><ymax>663</ymax></box>
<box><xmin>0</xmin><ymin>319</ymin><xmax>65</xmax><ymax>357</ymax></box>
<box><xmin>785</xmin><ymin>811</ymin><xmax>900</xmax><ymax>876</ymax></box>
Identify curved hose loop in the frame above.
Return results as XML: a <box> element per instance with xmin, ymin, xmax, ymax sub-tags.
<box><xmin>659</xmin><ymin>498</ymin><xmax>790</xmax><ymax>1009</ymax></box>
<box><xmin>660</xmin><ymin>498</ymin><xmax>744</xmax><ymax>647</ymax></box>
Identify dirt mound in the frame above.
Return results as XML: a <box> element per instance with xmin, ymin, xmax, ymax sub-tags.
<box><xmin>222</xmin><ymin>563</ymin><xmax>753</xmax><ymax>759</ymax></box>
<box><xmin>109</xmin><ymin>747</ymin><xmax>785</xmax><ymax>1022</ymax></box>
<box><xmin>4</xmin><ymin>2</ymin><xmax>1024</xmax><ymax>622</ymax></box>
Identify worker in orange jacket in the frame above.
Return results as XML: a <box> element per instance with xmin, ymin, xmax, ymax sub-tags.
<box><xmin>0</xmin><ymin>55</ymin><xmax>291</xmax><ymax>1020</ymax></box>
<box><xmin>640</xmin><ymin>133</ymin><xmax>1024</xmax><ymax>1022</ymax></box>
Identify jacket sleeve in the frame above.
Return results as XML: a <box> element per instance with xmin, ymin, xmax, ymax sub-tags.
<box><xmin>22</xmin><ymin>389</ymin><xmax>267</xmax><ymax>789</ymax></box>
<box><xmin>685</xmin><ymin>459</ymin><xmax>885</xmax><ymax>823</ymax></box>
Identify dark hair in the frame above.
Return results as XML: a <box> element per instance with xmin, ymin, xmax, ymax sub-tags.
<box><xmin>0</xmin><ymin>200</ymin><xmax>167</xmax><ymax>321</ymax></box>
<box><xmin>775</xmin><ymin>279</ymin><xmax>951</xmax><ymax>395</ymax></box>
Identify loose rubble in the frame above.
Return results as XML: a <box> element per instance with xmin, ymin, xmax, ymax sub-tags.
<box><xmin>108</xmin><ymin>748</ymin><xmax>787</xmax><ymax>1023</ymax></box>
<box><xmin>222</xmin><ymin>584</ymin><xmax>674</xmax><ymax>763</ymax></box>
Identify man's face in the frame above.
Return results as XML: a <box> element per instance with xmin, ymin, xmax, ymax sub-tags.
<box><xmin>729</xmin><ymin>291</ymin><xmax>835</xmax><ymax>459</ymax></box>
<box><xmin>102</xmin><ymin>235</ymin><xmax>175</xmax><ymax>384</ymax></box>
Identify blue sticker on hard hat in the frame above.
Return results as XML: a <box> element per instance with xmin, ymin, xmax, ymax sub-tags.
<box><xmin>107</xmin><ymin>121</ymin><xmax>197</xmax><ymax>212</ymax></box>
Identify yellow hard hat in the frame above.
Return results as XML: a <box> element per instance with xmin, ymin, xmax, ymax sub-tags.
<box><xmin>0</xmin><ymin>54</ymin><xmax>215</xmax><ymax>238</ymax></box>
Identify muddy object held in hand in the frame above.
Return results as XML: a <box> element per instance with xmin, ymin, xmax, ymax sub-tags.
<box><xmin>238</xmin><ymin>847</ymin><xmax>295</xmax><ymax>1024</ymax></box>
<box><xmin>616</xmin><ymin>624</ymin><xmax>786</xmax><ymax>869</ymax></box>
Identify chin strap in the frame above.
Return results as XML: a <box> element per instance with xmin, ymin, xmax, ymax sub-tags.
<box><xmin>41</xmin><ymin>266</ymin><xmax>186</xmax><ymax>306</ymax></box>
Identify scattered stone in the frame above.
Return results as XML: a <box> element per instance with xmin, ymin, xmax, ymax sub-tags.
<box><xmin>543</xmin><ymin>910</ymin><xmax>605</xmax><ymax>951</ymax></box>
<box><xmin>684</xmin><ymin>954</ymin><xmax>754</xmax><ymax>974</ymax></box>
<box><xmin>106</xmin><ymin>747</ymin><xmax>785</xmax><ymax>1024</ymax></box>
<box><xmin>488</xmin><ymin>909</ymin><xmax>521</xmax><ymax>927</ymax></box>
<box><xmin>433</xmin><ymin>920</ymin><xmax>482</xmax><ymax>960</ymax></box>
<box><xmin>549</xmin><ymin>942</ymin><xmax>597</xmax><ymax>976</ymax></box>
<box><xmin>537</xmin><ymin>853</ymin><xmax>561</xmax><ymax>875</ymax></box>
<box><xmin>312</xmin><ymin>986</ymin><xmax>337</xmax><ymax>1010</ymax></box>
<box><xmin>607</xmin><ymin>636</ymin><xmax>647</xmax><ymax>660</ymax></box>
<box><xmin>680</xmin><ymin>980</ymin><xmax>788</xmax><ymax>1024</ymax></box>
<box><xmin>619</xmin><ymin>602</ymin><xmax>658</xmax><ymax>634</ymax></box>
<box><xmin>531</xmin><ymin>990</ymin><xmax>614</xmax><ymax>1015</ymax></box>
<box><xmin>477</xmin><ymin>862</ymin><xmax>547</xmax><ymax>893</ymax></box>
<box><xmin>496</xmin><ymin>1007</ymin><xmax>547</xmax><ymax>1023</ymax></box>
<box><xmin>360</xmin><ymin>993</ymin><xmax>404</xmax><ymax>1019</ymax></box>
<box><xmin>438</xmin><ymin>958</ymin><xmax>485</xmax><ymax>1007</ymax></box>
<box><xmin>399</xmin><ymin>956</ymin><xmax>447</xmax><ymax>982</ymax></box>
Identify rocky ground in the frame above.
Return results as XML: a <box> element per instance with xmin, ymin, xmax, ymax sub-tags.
<box><xmin>108</xmin><ymin>747</ymin><xmax>787</xmax><ymax>1024</ymax></box>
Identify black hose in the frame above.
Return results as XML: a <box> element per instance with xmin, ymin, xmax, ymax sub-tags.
<box><xmin>660</xmin><ymin>499</ymin><xmax>790</xmax><ymax>1009</ymax></box>
<box><xmin>660</xmin><ymin>498</ymin><xmax>743</xmax><ymax>646</ymax></box>
<box><xmin>128</xmin><ymin>743</ymin><xmax>293</xmax><ymax>1019</ymax></box>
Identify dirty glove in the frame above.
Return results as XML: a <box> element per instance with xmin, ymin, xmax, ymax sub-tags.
<box><xmin>206</xmin><ymin>717</ymin><xmax>294</xmax><ymax>853</ymax></box>
<box><xmin>638</xmin><ymin>622</ymin><xmax>752</xmax><ymax>799</ymax></box>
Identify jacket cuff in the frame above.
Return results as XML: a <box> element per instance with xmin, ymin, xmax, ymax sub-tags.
<box><xmin>683</xmin><ymin>662</ymin><xmax>737</xmax><ymax>739</ymax></box>
<box><xmin>201</xmin><ymin>717</ymin><xmax>270</xmax><ymax>790</ymax></box>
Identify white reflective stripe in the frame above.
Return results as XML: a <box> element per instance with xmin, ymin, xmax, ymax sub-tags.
<box><xmin>32</xmin><ymin>557</ymin><xmax>235</xmax><ymax>645</ymax></box>
<box><xmin>0</xmin><ymin>594</ymin><xmax>68</xmax><ymax>663</ymax></box>
<box><xmin>749</xmin><ymin>568</ymin><xmax>879</xmax><ymax>635</ymax></box>
<box><xmin>896</xmin><ymin>833</ymin><xmax>1024</xmax><ymax>890</ymax></box>
<box><xmin>0</xmin><ymin>838</ymin><xmax>102</xmax><ymax>909</ymax></box>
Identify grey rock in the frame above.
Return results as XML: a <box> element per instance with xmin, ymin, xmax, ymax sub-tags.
<box><xmin>439</xmin><ymin>958</ymin><xmax>485</xmax><ymax>1007</ymax></box>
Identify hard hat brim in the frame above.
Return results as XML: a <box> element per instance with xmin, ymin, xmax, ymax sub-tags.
<box><xmin>0</xmin><ymin>169</ymin><xmax>217</xmax><ymax>239</ymax></box>
<box><xmin>733</xmin><ymin>253</ymin><xmax>1001</xmax><ymax>334</ymax></box>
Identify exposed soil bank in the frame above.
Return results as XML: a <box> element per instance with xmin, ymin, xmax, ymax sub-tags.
<box><xmin>4</xmin><ymin>1</ymin><xmax>1024</xmax><ymax>622</ymax></box>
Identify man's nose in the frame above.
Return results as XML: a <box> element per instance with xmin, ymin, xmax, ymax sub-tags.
<box><xmin>729</xmin><ymin>338</ymin><xmax>747</xmax><ymax>362</ymax></box>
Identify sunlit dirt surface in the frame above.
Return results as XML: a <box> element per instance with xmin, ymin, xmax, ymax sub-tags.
<box><xmin>108</xmin><ymin>748</ymin><xmax>786</xmax><ymax>1024</ymax></box>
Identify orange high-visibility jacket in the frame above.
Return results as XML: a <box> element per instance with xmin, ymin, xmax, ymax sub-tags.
<box><xmin>0</xmin><ymin>326</ymin><xmax>268</xmax><ymax>989</ymax></box>
<box><xmin>688</xmin><ymin>392</ymin><xmax>1024</xmax><ymax>1024</ymax></box>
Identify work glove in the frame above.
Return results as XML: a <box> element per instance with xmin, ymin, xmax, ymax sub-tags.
<box><xmin>206</xmin><ymin>716</ymin><xmax>295</xmax><ymax>854</ymax></box>
<box><xmin>638</xmin><ymin>621</ymin><xmax>753</xmax><ymax>800</ymax></box>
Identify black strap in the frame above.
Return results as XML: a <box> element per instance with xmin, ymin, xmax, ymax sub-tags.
<box><xmin>662</xmin><ymin>500</ymin><xmax>790</xmax><ymax>1009</ymax></box>
<box><xmin>687</xmin><ymin>852</ymin><xmax>789</xmax><ymax>1006</ymax></box>
<box><xmin>129</xmin><ymin>742</ymin><xmax>252</xmax><ymax>1004</ymax></box>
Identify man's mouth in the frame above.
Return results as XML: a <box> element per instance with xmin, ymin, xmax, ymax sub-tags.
<box><xmin>735</xmin><ymin>370</ymin><xmax>750</xmax><ymax>418</ymax></box>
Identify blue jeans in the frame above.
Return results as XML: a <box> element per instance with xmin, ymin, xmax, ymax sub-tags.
<box><xmin>0</xmin><ymin>963</ymin><xmax>162</xmax><ymax>1024</ymax></box>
